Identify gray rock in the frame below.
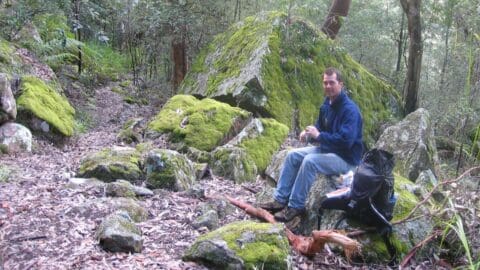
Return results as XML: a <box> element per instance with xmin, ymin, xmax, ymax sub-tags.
<box><xmin>375</xmin><ymin>108</ymin><xmax>438</xmax><ymax>181</ymax></box>
<box><xmin>0</xmin><ymin>122</ymin><xmax>32</xmax><ymax>153</ymax></box>
<box><xmin>210</xmin><ymin>145</ymin><xmax>257</xmax><ymax>183</ymax></box>
<box><xmin>264</xmin><ymin>149</ymin><xmax>289</xmax><ymax>184</ymax></box>
<box><xmin>106</xmin><ymin>180</ymin><xmax>154</xmax><ymax>198</ymax></box>
<box><xmin>192</xmin><ymin>210</ymin><xmax>219</xmax><ymax>230</ymax></box>
<box><xmin>0</xmin><ymin>74</ymin><xmax>16</xmax><ymax>124</ymax></box>
<box><xmin>145</xmin><ymin>149</ymin><xmax>196</xmax><ymax>191</ymax></box>
<box><xmin>95</xmin><ymin>211</ymin><xmax>143</xmax><ymax>253</ymax></box>
<box><xmin>65</xmin><ymin>177</ymin><xmax>105</xmax><ymax>190</ymax></box>
<box><xmin>110</xmin><ymin>198</ymin><xmax>149</xmax><ymax>223</ymax></box>
<box><xmin>183</xmin><ymin>221</ymin><xmax>289</xmax><ymax>269</ymax></box>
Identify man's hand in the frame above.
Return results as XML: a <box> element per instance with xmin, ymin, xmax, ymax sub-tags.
<box><xmin>299</xmin><ymin>130</ymin><xmax>307</xmax><ymax>142</ymax></box>
<box><xmin>304</xmin><ymin>125</ymin><xmax>320</xmax><ymax>139</ymax></box>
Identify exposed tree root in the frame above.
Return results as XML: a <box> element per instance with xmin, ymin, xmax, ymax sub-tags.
<box><xmin>226</xmin><ymin>196</ymin><xmax>361</xmax><ymax>260</ymax></box>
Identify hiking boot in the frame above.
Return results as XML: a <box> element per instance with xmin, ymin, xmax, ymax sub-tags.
<box><xmin>258</xmin><ymin>200</ymin><xmax>286</xmax><ymax>213</ymax></box>
<box><xmin>274</xmin><ymin>207</ymin><xmax>305</xmax><ymax>222</ymax></box>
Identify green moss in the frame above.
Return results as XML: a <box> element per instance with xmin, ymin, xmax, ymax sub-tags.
<box><xmin>0</xmin><ymin>39</ymin><xmax>14</xmax><ymax>65</ymax></box>
<box><xmin>392</xmin><ymin>174</ymin><xmax>419</xmax><ymax>221</ymax></box>
<box><xmin>17</xmin><ymin>76</ymin><xmax>75</xmax><ymax>136</ymax></box>
<box><xmin>197</xmin><ymin>221</ymin><xmax>289</xmax><ymax>269</ymax></box>
<box><xmin>239</xmin><ymin>118</ymin><xmax>289</xmax><ymax>172</ymax></box>
<box><xmin>78</xmin><ymin>147</ymin><xmax>142</xmax><ymax>182</ymax></box>
<box><xmin>119</xmin><ymin>80</ymin><xmax>132</xmax><ymax>87</ymax></box>
<box><xmin>148</xmin><ymin>95</ymin><xmax>251</xmax><ymax>151</ymax></box>
<box><xmin>180</xmin><ymin>12</ymin><xmax>400</xmax><ymax>147</ymax></box>
<box><xmin>210</xmin><ymin>146</ymin><xmax>257</xmax><ymax>183</ymax></box>
<box><xmin>0</xmin><ymin>165</ymin><xmax>12</xmax><ymax>183</ymax></box>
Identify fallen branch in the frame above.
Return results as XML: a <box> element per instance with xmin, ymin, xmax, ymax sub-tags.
<box><xmin>9</xmin><ymin>235</ymin><xmax>47</xmax><ymax>242</ymax></box>
<box><xmin>399</xmin><ymin>230</ymin><xmax>441</xmax><ymax>268</ymax></box>
<box><xmin>226</xmin><ymin>196</ymin><xmax>361</xmax><ymax>260</ymax></box>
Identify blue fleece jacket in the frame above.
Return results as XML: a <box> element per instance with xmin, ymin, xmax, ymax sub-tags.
<box><xmin>312</xmin><ymin>89</ymin><xmax>363</xmax><ymax>166</ymax></box>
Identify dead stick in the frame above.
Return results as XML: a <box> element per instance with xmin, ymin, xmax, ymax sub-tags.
<box><xmin>9</xmin><ymin>235</ymin><xmax>47</xmax><ymax>242</ymax></box>
<box><xmin>400</xmin><ymin>230</ymin><xmax>441</xmax><ymax>268</ymax></box>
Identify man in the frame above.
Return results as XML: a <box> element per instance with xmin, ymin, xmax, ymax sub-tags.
<box><xmin>259</xmin><ymin>67</ymin><xmax>363</xmax><ymax>222</ymax></box>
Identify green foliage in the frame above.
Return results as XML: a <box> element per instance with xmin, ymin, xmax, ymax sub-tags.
<box><xmin>17</xmin><ymin>75</ymin><xmax>75</xmax><ymax>136</ymax></box>
<box><xmin>442</xmin><ymin>199</ymin><xmax>479</xmax><ymax>270</ymax></box>
<box><xmin>0</xmin><ymin>165</ymin><xmax>12</xmax><ymax>183</ymax></box>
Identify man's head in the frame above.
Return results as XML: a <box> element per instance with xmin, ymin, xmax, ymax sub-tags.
<box><xmin>323</xmin><ymin>67</ymin><xmax>344</xmax><ymax>101</ymax></box>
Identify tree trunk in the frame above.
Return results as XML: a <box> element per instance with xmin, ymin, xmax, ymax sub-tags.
<box><xmin>400</xmin><ymin>0</ymin><xmax>423</xmax><ymax>115</ymax></box>
<box><xmin>172</xmin><ymin>28</ymin><xmax>187</xmax><ymax>92</ymax></box>
<box><xmin>321</xmin><ymin>0</ymin><xmax>351</xmax><ymax>39</ymax></box>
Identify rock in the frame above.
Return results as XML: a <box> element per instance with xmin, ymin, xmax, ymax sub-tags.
<box><xmin>192</xmin><ymin>210</ymin><xmax>219</xmax><ymax>231</ymax></box>
<box><xmin>210</xmin><ymin>145</ymin><xmax>257</xmax><ymax>183</ymax></box>
<box><xmin>13</xmin><ymin>22</ymin><xmax>43</xmax><ymax>46</ymax></box>
<box><xmin>225</xmin><ymin>118</ymin><xmax>289</xmax><ymax>173</ymax></box>
<box><xmin>0</xmin><ymin>122</ymin><xmax>32</xmax><ymax>153</ymax></box>
<box><xmin>264</xmin><ymin>149</ymin><xmax>289</xmax><ymax>183</ymax></box>
<box><xmin>179</xmin><ymin>12</ymin><xmax>400</xmax><ymax>146</ymax></box>
<box><xmin>144</xmin><ymin>149</ymin><xmax>196</xmax><ymax>191</ymax></box>
<box><xmin>117</xmin><ymin>117</ymin><xmax>145</xmax><ymax>145</ymax></box>
<box><xmin>183</xmin><ymin>221</ymin><xmax>290</xmax><ymax>269</ymax></box>
<box><xmin>184</xmin><ymin>184</ymin><xmax>206</xmax><ymax>199</ymax></box>
<box><xmin>0</xmin><ymin>73</ymin><xmax>16</xmax><ymax>123</ymax></box>
<box><xmin>376</xmin><ymin>108</ymin><xmax>438</xmax><ymax>181</ymax></box>
<box><xmin>106</xmin><ymin>180</ymin><xmax>154</xmax><ymax>198</ymax></box>
<box><xmin>193</xmin><ymin>162</ymin><xmax>209</xmax><ymax>180</ymax></box>
<box><xmin>200</xmin><ymin>198</ymin><xmax>236</xmax><ymax>220</ymax></box>
<box><xmin>65</xmin><ymin>177</ymin><xmax>105</xmax><ymax>190</ymax></box>
<box><xmin>77</xmin><ymin>146</ymin><xmax>142</xmax><ymax>183</ymax></box>
<box><xmin>185</xmin><ymin>147</ymin><xmax>211</xmax><ymax>163</ymax></box>
<box><xmin>146</xmin><ymin>95</ymin><xmax>252</xmax><ymax>151</ymax></box>
<box><xmin>16</xmin><ymin>76</ymin><xmax>75</xmax><ymax>136</ymax></box>
<box><xmin>110</xmin><ymin>198</ymin><xmax>149</xmax><ymax>223</ymax></box>
<box><xmin>95</xmin><ymin>211</ymin><xmax>143</xmax><ymax>253</ymax></box>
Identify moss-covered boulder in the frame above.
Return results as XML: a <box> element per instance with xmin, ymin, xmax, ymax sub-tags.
<box><xmin>376</xmin><ymin>108</ymin><xmax>438</xmax><ymax>181</ymax></box>
<box><xmin>16</xmin><ymin>76</ymin><xmax>75</xmax><ymax>136</ymax></box>
<box><xmin>77</xmin><ymin>146</ymin><xmax>142</xmax><ymax>182</ymax></box>
<box><xmin>0</xmin><ymin>73</ymin><xmax>16</xmax><ymax>124</ymax></box>
<box><xmin>147</xmin><ymin>94</ymin><xmax>252</xmax><ymax>151</ymax></box>
<box><xmin>180</xmin><ymin>12</ymin><xmax>400</xmax><ymax>146</ymax></box>
<box><xmin>0</xmin><ymin>122</ymin><xmax>32</xmax><ymax>154</ymax></box>
<box><xmin>95</xmin><ymin>211</ymin><xmax>143</xmax><ymax>253</ymax></box>
<box><xmin>183</xmin><ymin>221</ymin><xmax>290</xmax><ymax>269</ymax></box>
<box><xmin>144</xmin><ymin>149</ymin><xmax>196</xmax><ymax>191</ymax></box>
<box><xmin>210</xmin><ymin>146</ymin><xmax>258</xmax><ymax>183</ymax></box>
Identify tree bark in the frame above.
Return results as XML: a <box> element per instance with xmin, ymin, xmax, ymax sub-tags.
<box><xmin>171</xmin><ymin>33</ymin><xmax>187</xmax><ymax>92</ymax></box>
<box><xmin>400</xmin><ymin>0</ymin><xmax>423</xmax><ymax>115</ymax></box>
<box><xmin>321</xmin><ymin>0</ymin><xmax>351</xmax><ymax>39</ymax></box>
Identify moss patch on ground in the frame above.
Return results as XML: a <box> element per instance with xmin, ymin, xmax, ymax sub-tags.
<box><xmin>180</xmin><ymin>12</ymin><xmax>401</xmax><ymax>147</ymax></box>
<box><xmin>148</xmin><ymin>95</ymin><xmax>251</xmax><ymax>151</ymax></box>
<box><xmin>192</xmin><ymin>221</ymin><xmax>289</xmax><ymax>269</ymax></box>
<box><xmin>17</xmin><ymin>76</ymin><xmax>75</xmax><ymax>136</ymax></box>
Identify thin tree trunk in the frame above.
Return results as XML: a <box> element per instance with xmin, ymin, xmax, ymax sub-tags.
<box><xmin>321</xmin><ymin>0</ymin><xmax>351</xmax><ymax>39</ymax></box>
<box><xmin>400</xmin><ymin>0</ymin><xmax>423</xmax><ymax>115</ymax></box>
<box><xmin>172</xmin><ymin>26</ymin><xmax>187</xmax><ymax>92</ymax></box>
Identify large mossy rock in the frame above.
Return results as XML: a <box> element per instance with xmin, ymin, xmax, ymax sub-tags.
<box><xmin>375</xmin><ymin>108</ymin><xmax>438</xmax><ymax>181</ymax></box>
<box><xmin>0</xmin><ymin>73</ymin><xmax>16</xmax><ymax>123</ymax></box>
<box><xmin>210</xmin><ymin>146</ymin><xmax>258</xmax><ymax>183</ymax></box>
<box><xmin>147</xmin><ymin>94</ymin><xmax>252</xmax><ymax>152</ymax></box>
<box><xmin>144</xmin><ymin>149</ymin><xmax>196</xmax><ymax>191</ymax></box>
<box><xmin>183</xmin><ymin>221</ymin><xmax>289</xmax><ymax>269</ymax></box>
<box><xmin>180</xmin><ymin>12</ymin><xmax>400</xmax><ymax>146</ymax></box>
<box><xmin>16</xmin><ymin>76</ymin><xmax>75</xmax><ymax>136</ymax></box>
<box><xmin>77</xmin><ymin>146</ymin><xmax>142</xmax><ymax>182</ymax></box>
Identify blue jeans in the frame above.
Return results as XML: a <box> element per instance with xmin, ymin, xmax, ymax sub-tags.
<box><xmin>273</xmin><ymin>146</ymin><xmax>356</xmax><ymax>209</ymax></box>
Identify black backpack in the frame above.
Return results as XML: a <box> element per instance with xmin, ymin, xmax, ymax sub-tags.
<box><xmin>320</xmin><ymin>148</ymin><xmax>396</xmax><ymax>230</ymax></box>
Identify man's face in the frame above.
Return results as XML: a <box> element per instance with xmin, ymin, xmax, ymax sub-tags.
<box><xmin>323</xmin><ymin>73</ymin><xmax>343</xmax><ymax>100</ymax></box>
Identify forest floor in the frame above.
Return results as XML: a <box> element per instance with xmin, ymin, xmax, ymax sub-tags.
<box><xmin>0</xmin><ymin>81</ymin><xmax>463</xmax><ymax>270</ymax></box>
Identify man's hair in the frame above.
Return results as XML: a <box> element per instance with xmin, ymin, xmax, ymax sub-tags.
<box><xmin>324</xmin><ymin>67</ymin><xmax>343</xmax><ymax>82</ymax></box>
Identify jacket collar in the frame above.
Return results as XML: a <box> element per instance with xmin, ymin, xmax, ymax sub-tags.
<box><xmin>325</xmin><ymin>89</ymin><xmax>347</xmax><ymax>109</ymax></box>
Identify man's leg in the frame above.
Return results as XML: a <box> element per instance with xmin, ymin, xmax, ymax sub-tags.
<box><xmin>273</xmin><ymin>146</ymin><xmax>320</xmax><ymax>204</ymax></box>
<box><xmin>288</xmin><ymin>153</ymin><xmax>355</xmax><ymax>209</ymax></box>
